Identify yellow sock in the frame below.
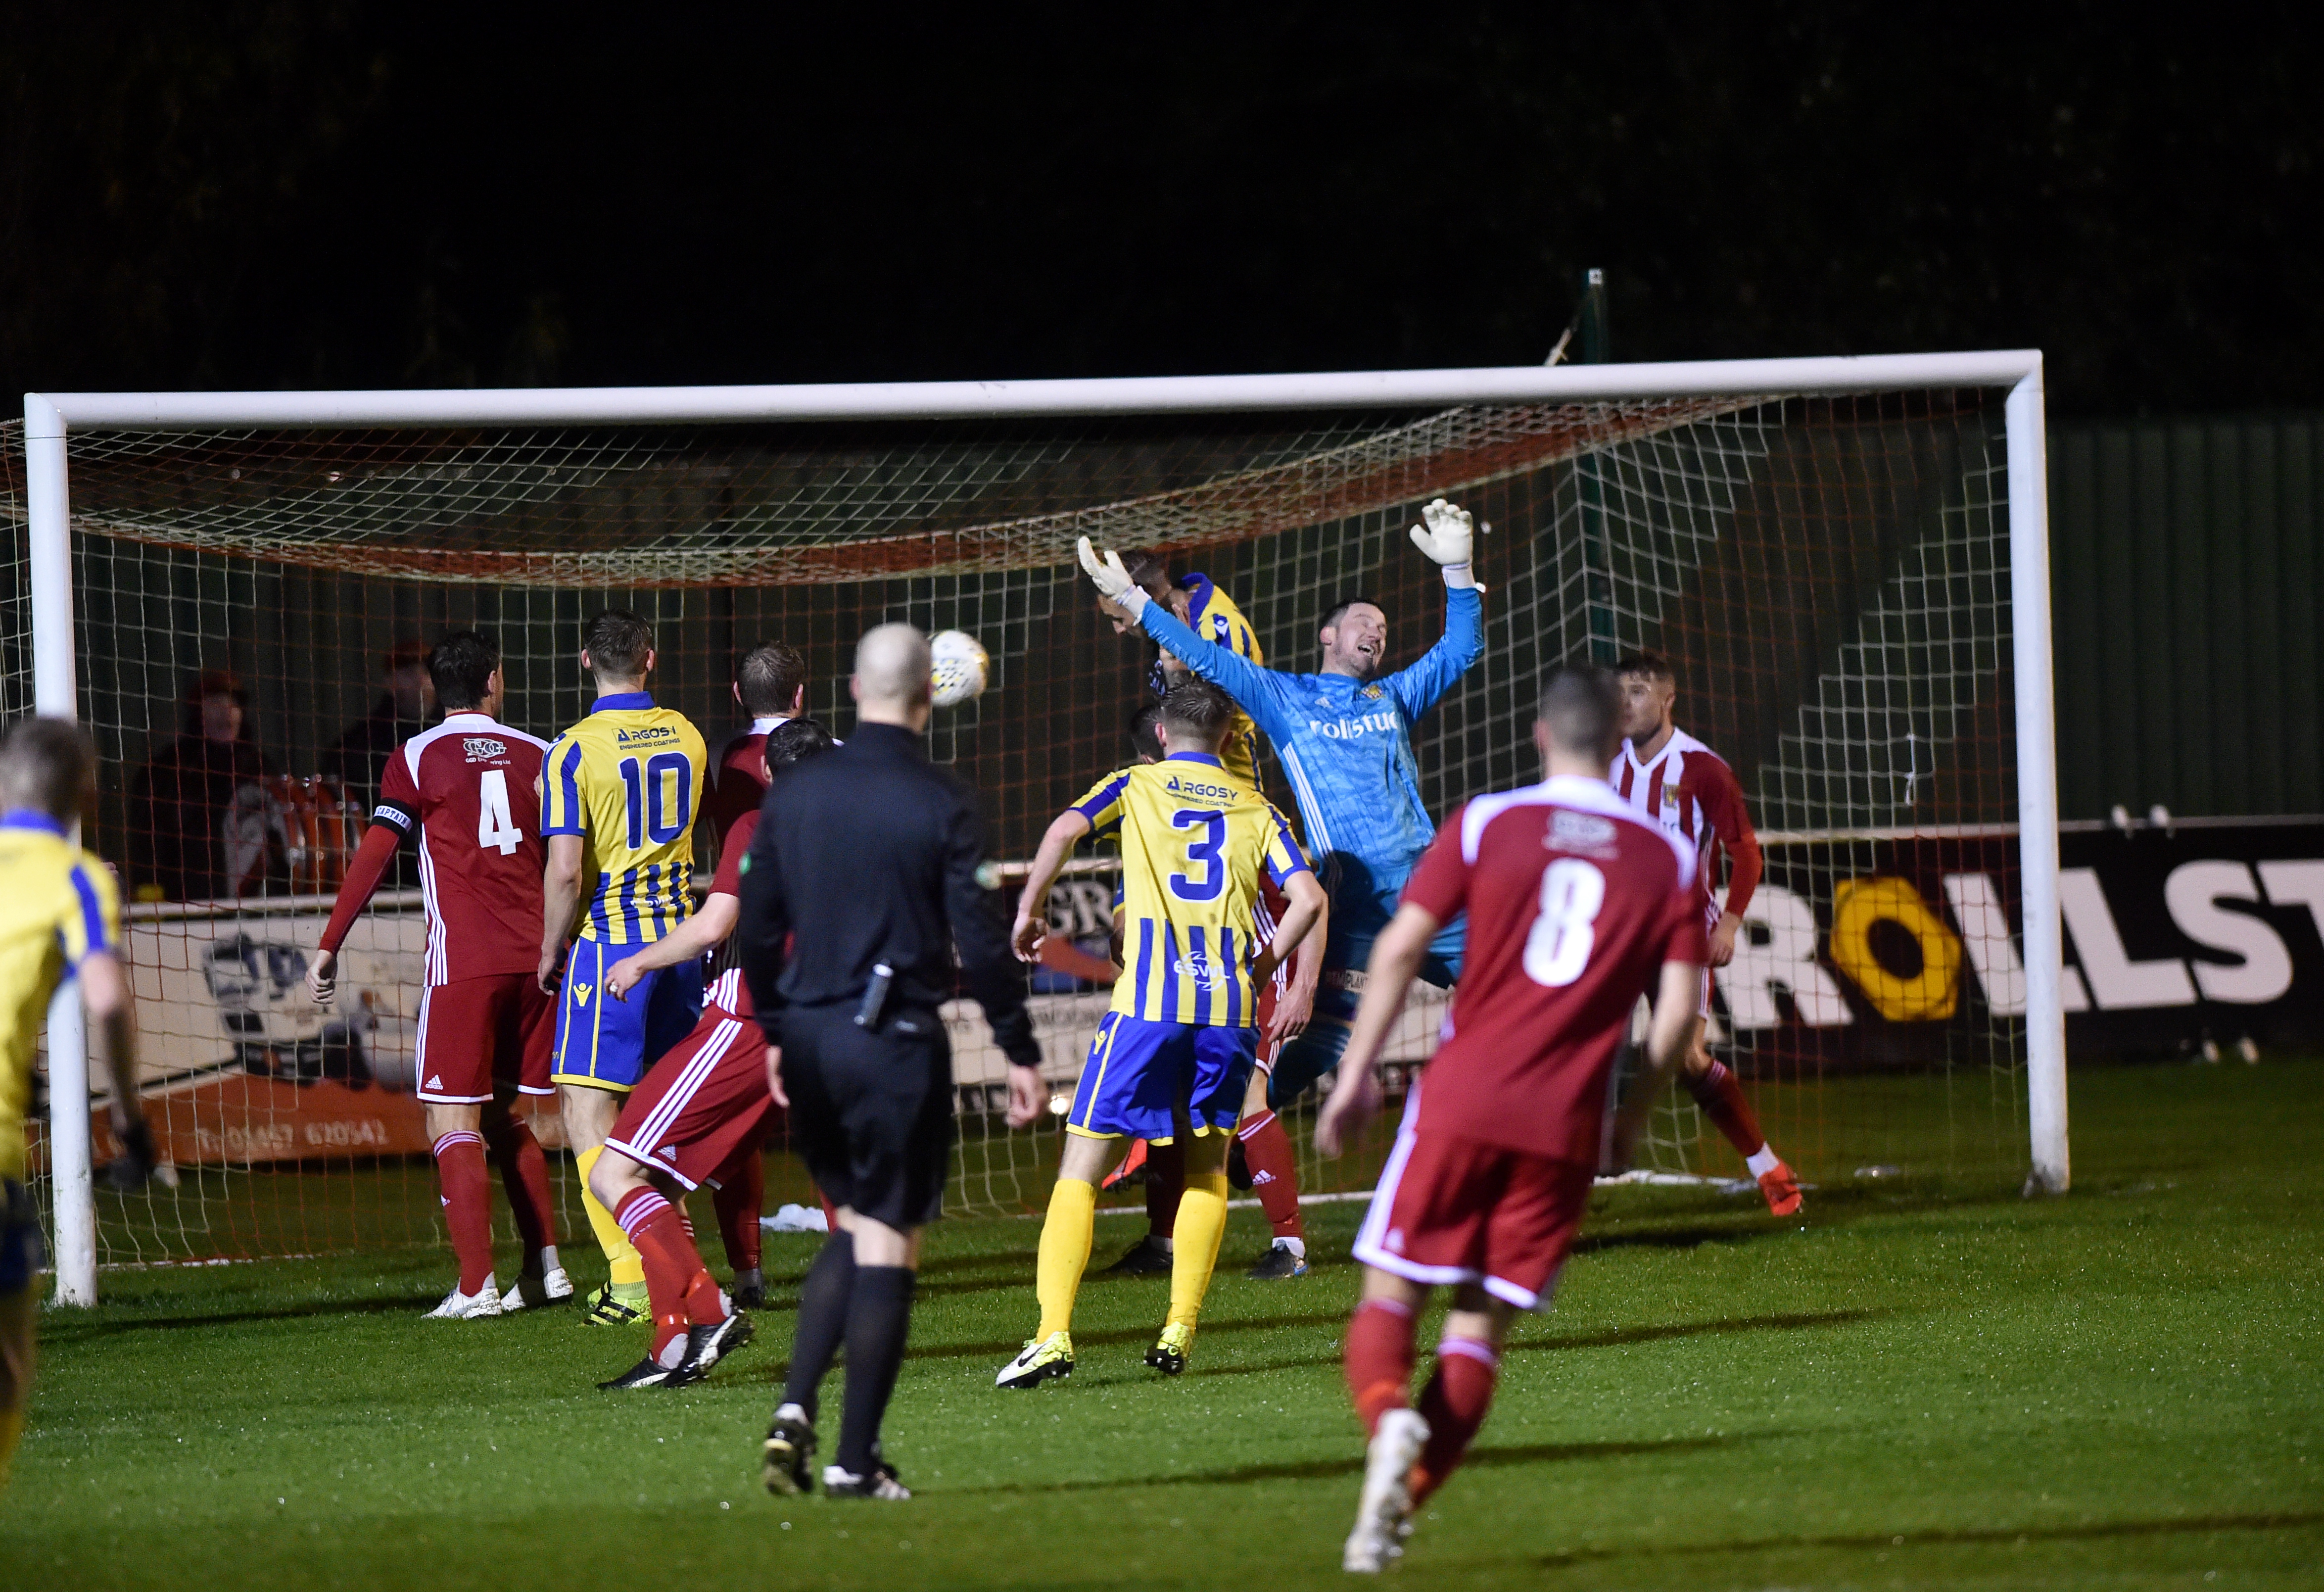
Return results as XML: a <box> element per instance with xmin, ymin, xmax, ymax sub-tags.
<box><xmin>574</xmin><ymin>1146</ymin><xmax>645</xmax><ymax>1287</ymax></box>
<box><xmin>1166</xmin><ymin>1167</ymin><xmax>1231</xmax><ymax>1330</ymax></box>
<box><xmin>1036</xmin><ymin>1177</ymin><xmax>1097</xmax><ymax>1339</ymax></box>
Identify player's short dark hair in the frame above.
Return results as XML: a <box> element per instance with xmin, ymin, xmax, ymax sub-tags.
<box><xmin>1127</xmin><ymin>700</ymin><xmax>1164</xmax><ymax>762</ymax></box>
<box><xmin>1119</xmin><ymin>549</ymin><xmax>1174</xmax><ymax>599</ymax></box>
<box><xmin>1538</xmin><ymin>664</ymin><xmax>1622</xmax><ymax>760</ymax></box>
<box><xmin>383</xmin><ymin>639</ymin><xmax>431</xmax><ymax>675</ymax></box>
<box><xmin>1614</xmin><ymin>649</ymin><xmax>1676</xmax><ymax>685</ymax></box>
<box><xmin>1158</xmin><ymin>679</ymin><xmax>1233</xmax><ymax>749</ymax></box>
<box><xmin>766</xmin><ymin>715</ymin><xmax>836</xmax><ymax>774</ymax></box>
<box><xmin>584</xmin><ymin>610</ymin><xmax>654</xmax><ymax>679</ymax></box>
<box><xmin>427</xmin><ymin>631</ymin><xmax>500</xmax><ymax>713</ymax></box>
<box><xmin>1323</xmin><ymin>596</ymin><xmax>1381</xmax><ymax>631</ymax></box>
<box><xmin>736</xmin><ymin>641</ymin><xmax>807</xmax><ymax>717</ymax></box>
<box><xmin>0</xmin><ymin>715</ymin><xmax>94</xmax><ymax>820</ymax></box>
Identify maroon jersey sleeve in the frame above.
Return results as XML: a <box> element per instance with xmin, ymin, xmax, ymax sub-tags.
<box><xmin>1689</xmin><ymin>753</ymin><xmax>1761</xmax><ymax>919</ymax></box>
<box><xmin>711</xmin><ymin>809</ymin><xmax>760</xmax><ymax>898</ymax></box>
<box><xmin>1400</xmin><ymin>803</ymin><xmax>1473</xmax><ymax>922</ymax></box>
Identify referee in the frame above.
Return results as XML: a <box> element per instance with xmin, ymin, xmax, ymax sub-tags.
<box><xmin>738</xmin><ymin>623</ymin><xmax>1042</xmax><ymax>1501</ymax></box>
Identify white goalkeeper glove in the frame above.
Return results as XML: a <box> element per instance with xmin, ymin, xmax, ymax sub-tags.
<box><xmin>1409</xmin><ymin>498</ymin><xmax>1483</xmax><ymax>587</ymax></box>
<box><xmin>1078</xmin><ymin>536</ymin><xmax>1148</xmax><ymax>616</ymax></box>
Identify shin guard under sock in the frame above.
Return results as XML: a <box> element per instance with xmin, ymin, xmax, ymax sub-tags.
<box><xmin>483</xmin><ymin>1115</ymin><xmax>558</xmax><ymax>1266</ymax></box>
<box><xmin>1412</xmin><ymin>1337</ymin><xmax>1500</xmax><ymax>1505</ymax></box>
<box><xmin>575</xmin><ymin>1146</ymin><xmax>646</xmax><ymax>1287</ymax></box>
<box><xmin>1164</xmin><ymin>1169</ymin><xmax>1230</xmax><ymax>1330</ymax></box>
<box><xmin>431</xmin><ymin>1131</ymin><xmax>495</xmax><ymax>1294</ymax></box>
<box><xmin>1036</xmin><ymin>1177</ymin><xmax>1096</xmax><ymax>1339</ymax></box>
<box><xmin>782</xmin><ymin>1232</ymin><xmax>856</xmax><ymax>1422</ymax></box>
<box><xmin>1344</xmin><ymin>1297</ymin><xmax>1419</xmax><ymax>1437</ymax></box>
<box><xmin>836</xmin><ymin>1266</ymin><xmax>915</xmax><ymax>1475</ymax></box>
<box><xmin>1687</xmin><ymin>1059</ymin><xmax>1771</xmax><ymax>1163</ymax></box>
<box><xmin>1237</xmin><ymin>1109</ymin><xmax>1304</xmax><ymax>1245</ymax></box>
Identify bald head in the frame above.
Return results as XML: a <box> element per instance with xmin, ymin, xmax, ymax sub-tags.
<box><xmin>852</xmin><ymin>622</ymin><xmax>934</xmax><ymax>730</ymax></box>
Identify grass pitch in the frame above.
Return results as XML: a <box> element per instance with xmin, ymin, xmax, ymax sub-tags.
<box><xmin>5</xmin><ymin>1059</ymin><xmax>2320</xmax><ymax>1591</ymax></box>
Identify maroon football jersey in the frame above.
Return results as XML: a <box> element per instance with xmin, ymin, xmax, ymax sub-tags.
<box><xmin>1401</xmin><ymin>774</ymin><xmax>1707</xmax><ymax>1162</ymax></box>
<box><xmin>373</xmin><ymin>713</ymin><xmax>551</xmax><ymax>985</ymax></box>
<box><xmin>697</xmin><ymin>724</ymin><xmax>774</xmax><ymax>858</ymax></box>
<box><xmin>701</xmin><ymin>807</ymin><xmax>759</xmax><ymax>1019</ymax></box>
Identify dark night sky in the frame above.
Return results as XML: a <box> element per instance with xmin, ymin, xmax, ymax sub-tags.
<box><xmin>4</xmin><ymin>4</ymin><xmax>2318</xmax><ymax>415</ymax></box>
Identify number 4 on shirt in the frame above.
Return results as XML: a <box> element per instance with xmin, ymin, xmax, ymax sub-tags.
<box><xmin>477</xmin><ymin>769</ymin><xmax>524</xmax><ymax>856</ymax></box>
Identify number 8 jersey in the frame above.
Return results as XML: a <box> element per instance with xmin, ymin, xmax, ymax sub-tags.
<box><xmin>1400</xmin><ymin>774</ymin><xmax>1707</xmax><ymax>1165</ymax></box>
<box><xmin>1072</xmin><ymin>753</ymin><xmax>1311</xmax><ymax>1026</ymax></box>
<box><xmin>540</xmin><ymin>691</ymin><xmax>707</xmax><ymax>946</ymax></box>
<box><xmin>354</xmin><ymin>711</ymin><xmax>553</xmax><ymax>984</ymax></box>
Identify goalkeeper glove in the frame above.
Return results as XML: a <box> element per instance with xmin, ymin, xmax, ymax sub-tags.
<box><xmin>105</xmin><ymin>1115</ymin><xmax>158</xmax><ymax>1192</ymax></box>
<box><xmin>1077</xmin><ymin>536</ymin><xmax>1148</xmax><ymax>616</ymax></box>
<box><xmin>1408</xmin><ymin>497</ymin><xmax>1479</xmax><ymax>573</ymax></box>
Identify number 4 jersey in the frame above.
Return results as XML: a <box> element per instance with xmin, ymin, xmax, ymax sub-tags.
<box><xmin>1400</xmin><ymin>774</ymin><xmax>1707</xmax><ymax>1164</ymax></box>
<box><xmin>319</xmin><ymin>711</ymin><xmax>552</xmax><ymax>984</ymax></box>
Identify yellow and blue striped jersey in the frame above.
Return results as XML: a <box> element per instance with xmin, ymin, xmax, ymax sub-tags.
<box><xmin>540</xmin><ymin>692</ymin><xmax>707</xmax><ymax>945</ymax></box>
<box><xmin>1072</xmin><ymin>753</ymin><xmax>1309</xmax><ymax>1027</ymax></box>
<box><xmin>1155</xmin><ymin>575</ymin><xmax>1265</xmax><ymax>787</ymax></box>
<box><xmin>0</xmin><ymin>812</ymin><xmax>122</xmax><ymax>1182</ymax></box>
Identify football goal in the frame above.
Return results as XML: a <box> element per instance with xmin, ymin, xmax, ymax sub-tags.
<box><xmin>6</xmin><ymin>353</ymin><xmax>2067</xmax><ymax>1304</ymax></box>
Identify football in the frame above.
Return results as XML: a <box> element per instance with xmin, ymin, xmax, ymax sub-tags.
<box><xmin>930</xmin><ymin>628</ymin><xmax>990</xmax><ymax>708</ymax></box>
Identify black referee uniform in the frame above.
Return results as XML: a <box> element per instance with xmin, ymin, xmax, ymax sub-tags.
<box><xmin>736</xmin><ymin>717</ymin><xmax>1039</xmax><ymax>1494</ymax></box>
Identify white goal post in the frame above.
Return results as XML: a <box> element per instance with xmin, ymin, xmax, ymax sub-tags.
<box><xmin>21</xmin><ymin>349</ymin><xmax>2067</xmax><ymax>1306</ymax></box>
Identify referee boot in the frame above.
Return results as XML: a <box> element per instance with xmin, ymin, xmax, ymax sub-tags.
<box><xmin>762</xmin><ymin>1403</ymin><xmax>817</xmax><ymax>1496</ymax></box>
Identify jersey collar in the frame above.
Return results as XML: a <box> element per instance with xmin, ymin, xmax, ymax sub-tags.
<box><xmin>1163</xmin><ymin>751</ymin><xmax>1224</xmax><ymax>768</ymax></box>
<box><xmin>593</xmin><ymin>691</ymin><xmax>654</xmax><ymax>712</ymax></box>
<box><xmin>1</xmin><ymin>809</ymin><xmax>67</xmax><ymax>836</ymax></box>
<box><xmin>1179</xmin><ymin>572</ymin><xmax>1219</xmax><ymax>623</ymax></box>
<box><xmin>751</xmin><ymin>714</ymin><xmax>790</xmax><ymax>734</ymax></box>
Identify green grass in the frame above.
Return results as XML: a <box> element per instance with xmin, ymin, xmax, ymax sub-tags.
<box><xmin>6</xmin><ymin>1059</ymin><xmax>2321</xmax><ymax>1590</ymax></box>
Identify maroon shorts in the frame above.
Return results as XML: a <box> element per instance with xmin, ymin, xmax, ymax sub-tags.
<box><xmin>602</xmin><ymin>1006</ymin><xmax>774</xmax><ymax>1190</ymax></box>
<box><xmin>1352</xmin><ymin>1096</ymin><xmax>1594</xmax><ymax>1310</ymax></box>
<box><xmin>414</xmin><ymin>972</ymin><xmax>553</xmax><ymax>1105</ymax></box>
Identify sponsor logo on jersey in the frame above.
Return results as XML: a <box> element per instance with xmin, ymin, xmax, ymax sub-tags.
<box><xmin>614</xmin><ymin>724</ymin><xmax>680</xmax><ymax>745</ymax></box>
<box><xmin>1307</xmin><ymin>710</ymin><xmax>1400</xmax><ymax>740</ymax></box>
<box><xmin>1164</xmin><ymin>774</ymin><xmax>1238</xmax><ymax>802</ymax></box>
<box><xmin>1170</xmin><ymin>954</ymin><xmax>1226</xmax><ymax>984</ymax></box>
<box><xmin>462</xmin><ymin>736</ymin><xmax>508</xmax><ymax>762</ymax></box>
<box><xmin>1550</xmin><ymin>809</ymin><xmax>1618</xmax><ymax>855</ymax></box>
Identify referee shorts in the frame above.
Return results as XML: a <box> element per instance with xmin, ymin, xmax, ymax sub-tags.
<box><xmin>550</xmin><ymin>938</ymin><xmax>705</xmax><ymax>1093</ymax></box>
<box><xmin>777</xmin><ymin>1002</ymin><xmax>953</xmax><ymax>1232</ymax></box>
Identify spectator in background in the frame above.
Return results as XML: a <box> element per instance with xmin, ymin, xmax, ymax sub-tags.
<box><xmin>326</xmin><ymin>641</ymin><xmax>437</xmax><ymax>808</ymax></box>
<box><xmin>128</xmin><ymin>671</ymin><xmax>277</xmax><ymax>902</ymax></box>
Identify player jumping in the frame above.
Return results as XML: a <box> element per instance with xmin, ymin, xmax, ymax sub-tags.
<box><xmin>998</xmin><ymin>680</ymin><xmax>1325</xmax><ymax>1387</ymax></box>
<box><xmin>588</xmin><ymin>717</ymin><xmax>839</xmax><ymax>1390</ymax></box>
<box><xmin>1610</xmin><ymin>651</ymin><xmax>1800</xmax><ymax>1215</ymax></box>
<box><xmin>537</xmin><ymin>611</ymin><xmax>709</xmax><ymax>1327</ymax></box>
<box><xmin>1315</xmin><ymin>665</ymin><xmax>1705</xmax><ymax>1572</ymax></box>
<box><xmin>308</xmin><ymin>632</ymin><xmax>567</xmax><ymax>1317</ymax></box>
<box><xmin>1078</xmin><ymin>500</ymin><xmax>1484</xmax><ymax>1178</ymax></box>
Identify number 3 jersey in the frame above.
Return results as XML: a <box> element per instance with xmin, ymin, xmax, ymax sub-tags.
<box><xmin>539</xmin><ymin>692</ymin><xmax>707</xmax><ymax>946</ymax></box>
<box><xmin>1071</xmin><ymin>753</ymin><xmax>1311</xmax><ymax>1027</ymax></box>
<box><xmin>1401</xmin><ymin>774</ymin><xmax>1707</xmax><ymax>1163</ymax></box>
<box><xmin>348</xmin><ymin>712</ymin><xmax>552</xmax><ymax>984</ymax></box>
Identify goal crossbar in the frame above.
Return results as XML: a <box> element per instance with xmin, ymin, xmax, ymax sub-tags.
<box><xmin>18</xmin><ymin>349</ymin><xmax>2066</xmax><ymax>1307</ymax></box>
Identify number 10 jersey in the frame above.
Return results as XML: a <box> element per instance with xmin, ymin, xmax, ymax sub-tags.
<box><xmin>539</xmin><ymin>693</ymin><xmax>707</xmax><ymax>946</ymax></box>
<box><xmin>372</xmin><ymin>711</ymin><xmax>553</xmax><ymax>985</ymax></box>
<box><xmin>1071</xmin><ymin>752</ymin><xmax>1311</xmax><ymax>1027</ymax></box>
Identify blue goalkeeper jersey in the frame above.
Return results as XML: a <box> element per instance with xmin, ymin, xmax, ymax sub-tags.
<box><xmin>1137</xmin><ymin>581</ymin><xmax>1484</xmax><ymax>913</ymax></box>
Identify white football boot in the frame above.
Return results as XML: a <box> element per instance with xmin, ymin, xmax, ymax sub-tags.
<box><xmin>424</xmin><ymin>1280</ymin><xmax>503</xmax><ymax>1320</ymax></box>
<box><xmin>1343</xmin><ymin>1408</ymin><xmax>1430</xmax><ymax>1573</ymax></box>
<box><xmin>496</xmin><ymin>1266</ymin><xmax>574</xmax><ymax>1312</ymax></box>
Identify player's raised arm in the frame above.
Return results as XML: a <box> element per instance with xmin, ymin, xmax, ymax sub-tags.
<box><xmin>1079</xmin><ymin>536</ymin><xmax>1292</xmax><ymax>738</ymax></box>
<box><xmin>1384</xmin><ymin>498</ymin><xmax>1488</xmax><ymax>722</ymax></box>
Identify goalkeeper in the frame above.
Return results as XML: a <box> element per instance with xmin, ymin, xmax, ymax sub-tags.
<box><xmin>1077</xmin><ymin>499</ymin><xmax>1484</xmax><ymax>1120</ymax></box>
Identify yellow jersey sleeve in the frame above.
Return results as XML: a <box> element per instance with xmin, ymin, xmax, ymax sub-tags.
<box><xmin>1070</xmin><ymin>768</ymin><xmax>1137</xmax><ymax>842</ymax></box>
<box><xmin>59</xmin><ymin>851</ymin><xmax>122</xmax><ymax>967</ymax></box>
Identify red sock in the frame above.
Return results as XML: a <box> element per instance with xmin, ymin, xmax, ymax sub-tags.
<box><xmin>1344</xmin><ymin>1297</ymin><xmax>1418</xmax><ymax>1438</ymax></box>
<box><xmin>816</xmin><ymin>1187</ymin><xmax>840</xmax><ymax>1233</ymax></box>
<box><xmin>1688</xmin><ymin>1060</ymin><xmax>1769</xmax><ymax>1162</ymax></box>
<box><xmin>1145</xmin><ymin>1138</ymin><xmax>1186</xmax><ymax>1242</ymax></box>
<box><xmin>1237</xmin><ymin>1109</ymin><xmax>1303</xmax><ymax>1243</ymax></box>
<box><xmin>483</xmin><ymin>1115</ymin><xmax>558</xmax><ymax>1266</ymax></box>
<box><xmin>1411</xmin><ymin>1337</ymin><xmax>1500</xmax><ymax>1506</ymax></box>
<box><xmin>431</xmin><ymin>1131</ymin><xmax>495</xmax><ymax>1294</ymax></box>
<box><xmin>712</xmin><ymin>1137</ymin><xmax>765</xmax><ymax>1274</ymax></box>
<box><xmin>615</xmin><ymin>1187</ymin><xmax>724</xmax><ymax>1365</ymax></box>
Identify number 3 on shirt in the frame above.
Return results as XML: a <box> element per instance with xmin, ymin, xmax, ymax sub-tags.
<box><xmin>1523</xmin><ymin>857</ymin><xmax>1606</xmax><ymax>986</ymax></box>
<box><xmin>477</xmin><ymin>769</ymin><xmax>524</xmax><ymax>855</ymax></box>
<box><xmin>1169</xmin><ymin>808</ymin><xmax>1227</xmax><ymax>902</ymax></box>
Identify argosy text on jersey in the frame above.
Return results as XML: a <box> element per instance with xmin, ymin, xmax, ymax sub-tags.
<box><xmin>1163</xmin><ymin>773</ymin><xmax>1240</xmax><ymax>803</ymax></box>
<box><xmin>614</xmin><ymin>724</ymin><xmax>681</xmax><ymax>746</ymax></box>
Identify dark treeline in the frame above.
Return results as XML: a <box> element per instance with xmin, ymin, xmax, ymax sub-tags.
<box><xmin>2</xmin><ymin>3</ymin><xmax>2317</xmax><ymax>414</ymax></box>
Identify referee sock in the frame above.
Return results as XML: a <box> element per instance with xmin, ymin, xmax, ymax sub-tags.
<box><xmin>1686</xmin><ymin>1060</ymin><xmax>1770</xmax><ymax>1165</ymax></box>
<box><xmin>431</xmin><ymin>1131</ymin><xmax>495</xmax><ymax>1296</ymax></box>
<box><xmin>1164</xmin><ymin>1168</ymin><xmax>1229</xmax><ymax>1331</ymax></box>
<box><xmin>575</xmin><ymin>1146</ymin><xmax>646</xmax><ymax>1289</ymax></box>
<box><xmin>1236</xmin><ymin>1110</ymin><xmax>1304</xmax><ymax>1245</ymax></box>
<box><xmin>1036</xmin><ymin>1177</ymin><xmax>1096</xmax><ymax>1339</ymax></box>
<box><xmin>782</xmin><ymin>1232</ymin><xmax>856</xmax><ymax>1425</ymax></box>
<box><xmin>1412</xmin><ymin>1337</ymin><xmax>1500</xmax><ymax>1506</ymax></box>
<box><xmin>836</xmin><ymin>1265</ymin><xmax>915</xmax><ymax>1477</ymax></box>
<box><xmin>1344</xmin><ymin>1297</ymin><xmax>1418</xmax><ymax>1438</ymax></box>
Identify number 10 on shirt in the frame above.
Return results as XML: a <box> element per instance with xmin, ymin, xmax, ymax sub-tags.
<box><xmin>617</xmin><ymin>753</ymin><xmax>692</xmax><ymax>848</ymax></box>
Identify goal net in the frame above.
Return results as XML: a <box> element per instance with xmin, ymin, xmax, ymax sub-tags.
<box><xmin>3</xmin><ymin>360</ymin><xmax>2064</xmax><ymax>1289</ymax></box>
